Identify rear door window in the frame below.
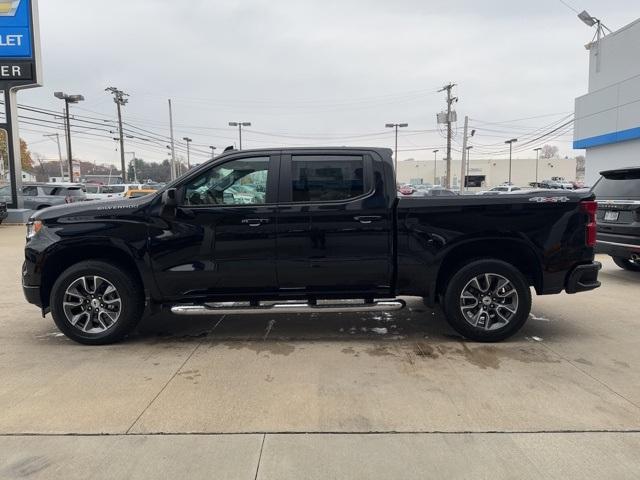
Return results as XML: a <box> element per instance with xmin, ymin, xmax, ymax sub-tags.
<box><xmin>593</xmin><ymin>171</ymin><xmax>640</xmax><ymax>199</ymax></box>
<box><xmin>289</xmin><ymin>156</ymin><xmax>367</xmax><ymax>203</ymax></box>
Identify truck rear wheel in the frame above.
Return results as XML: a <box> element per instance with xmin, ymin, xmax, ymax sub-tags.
<box><xmin>50</xmin><ymin>260</ymin><xmax>144</xmax><ymax>345</ymax></box>
<box><xmin>442</xmin><ymin>259</ymin><xmax>531</xmax><ymax>342</ymax></box>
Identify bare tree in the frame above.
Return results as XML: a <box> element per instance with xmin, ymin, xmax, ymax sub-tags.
<box><xmin>541</xmin><ymin>145</ymin><xmax>559</xmax><ymax>159</ymax></box>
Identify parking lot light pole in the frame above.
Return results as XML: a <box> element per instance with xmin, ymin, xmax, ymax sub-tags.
<box><xmin>432</xmin><ymin>150</ymin><xmax>439</xmax><ymax>185</ymax></box>
<box><xmin>54</xmin><ymin>92</ymin><xmax>85</xmax><ymax>182</ymax></box>
<box><xmin>126</xmin><ymin>152</ymin><xmax>138</xmax><ymax>183</ymax></box>
<box><xmin>385</xmin><ymin>123</ymin><xmax>409</xmax><ymax>180</ymax></box>
<box><xmin>505</xmin><ymin>138</ymin><xmax>518</xmax><ymax>184</ymax></box>
<box><xmin>229</xmin><ymin>122</ymin><xmax>251</xmax><ymax>150</ymax></box>
<box><xmin>534</xmin><ymin>147</ymin><xmax>542</xmax><ymax>184</ymax></box>
<box><xmin>182</xmin><ymin>137</ymin><xmax>192</xmax><ymax>169</ymax></box>
<box><xmin>465</xmin><ymin>146</ymin><xmax>473</xmax><ymax>191</ymax></box>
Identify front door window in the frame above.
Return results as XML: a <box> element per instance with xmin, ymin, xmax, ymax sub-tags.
<box><xmin>184</xmin><ymin>157</ymin><xmax>269</xmax><ymax>206</ymax></box>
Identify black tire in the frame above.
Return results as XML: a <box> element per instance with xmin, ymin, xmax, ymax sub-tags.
<box><xmin>442</xmin><ymin>259</ymin><xmax>532</xmax><ymax>342</ymax></box>
<box><xmin>611</xmin><ymin>256</ymin><xmax>640</xmax><ymax>272</ymax></box>
<box><xmin>50</xmin><ymin>260</ymin><xmax>144</xmax><ymax>345</ymax></box>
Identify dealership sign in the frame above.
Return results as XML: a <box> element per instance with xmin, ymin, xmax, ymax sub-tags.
<box><xmin>0</xmin><ymin>0</ymin><xmax>41</xmax><ymax>210</ymax></box>
<box><xmin>0</xmin><ymin>0</ymin><xmax>40</xmax><ymax>84</ymax></box>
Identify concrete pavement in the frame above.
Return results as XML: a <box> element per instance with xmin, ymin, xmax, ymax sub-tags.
<box><xmin>1</xmin><ymin>224</ymin><xmax>639</xmax><ymax>479</ymax></box>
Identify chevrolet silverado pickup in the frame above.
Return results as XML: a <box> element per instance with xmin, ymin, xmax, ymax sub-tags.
<box><xmin>23</xmin><ymin>148</ymin><xmax>601</xmax><ymax>345</ymax></box>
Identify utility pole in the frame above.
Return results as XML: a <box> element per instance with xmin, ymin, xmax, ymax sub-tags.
<box><xmin>209</xmin><ymin>146</ymin><xmax>217</xmax><ymax>160</ymax></box>
<box><xmin>182</xmin><ymin>137</ymin><xmax>192</xmax><ymax>170</ymax></box>
<box><xmin>505</xmin><ymin>138</ymin><xmax>518</xmax><ymax>184</ymax></box>
<box><xmin>432</xmin><ymin>150</ymin><xmax>439</xmax><ymax>185</ymax></box>
<box><xmin>229</xmin><ymin>122</ymin><xmax>251</xmax><ymax>150</ymax></box>
<box><xmin>168</xmin><ymin>99</ymin><xmax>177</xmax><ymax>180</ymax></box>
<box><xmin>534</xmin><ymin>147</ymin><xmax>542</xmax><ymax>184</ymax></box>
<box><xmin>106</xmin><ymin>87</ymin><xmax>129</xmax><ymax>183</ymax></box>
<box><xmin>438</xmin><ymin>83</ymin><xmax>457</xmax><ymax>188</ymax></box>
<box><xmin>44</xmin><ymin>133</ymin><xmax>64</xmax><ymax>178</ymax></box>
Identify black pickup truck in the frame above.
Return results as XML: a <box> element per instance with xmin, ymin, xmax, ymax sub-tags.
<box><xmin>23</xmin><ymin>148</ymin><xmax>601</xmax><ymax>345</ymax></box>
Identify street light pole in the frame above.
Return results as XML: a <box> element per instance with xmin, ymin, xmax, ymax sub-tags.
<box><xmin>126</xmin><ymin>152</ymin><xmax>138</xmax><ymax>183</ymax></box>
<box><xmin>505</xmin><ymin>138</ymin><xmax>518</xmax><ymax>184</ymax></box>
<box><xmin>465</xmin><ymin>146</ymin><xmax>473</xmax><ymax>191</ymax></box>
<box><xmin>385</xmin><ymin>123</ymin><xmax>408</xmax><ymax>183</ymax></box>
<box><xmin>229</xmin><ymin>122</ymin><xmax>251</xmax><ymax>150</ymax></box>
<box><xmin>54</xmin><ymin>92</ymin><xmax>85</xmax><ymax>182</ymax></box>
<box><xmin>182</xmin><ymin>137</ymin><xmax>192</xmax><ymax>170</ymax></box>
<box><xmin>433</xmin><ymin>150</ymin><xmax>439</xmax><ymax>185</ymax></box>
<box><xmin>534</xmin><ymin>147</ymin><xmax>542</xmax><ymax>184</ymax></box>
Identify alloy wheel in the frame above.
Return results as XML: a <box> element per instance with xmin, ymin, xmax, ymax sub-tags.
<box><xmin>62</xmin><ymin>276</ymin><xmax>122</xmax><ymax>334</ymax></box>
<box><xmin>459</xmin><ymin>273</ymin><xmax>519</xmax><ymax>331</ymax></box>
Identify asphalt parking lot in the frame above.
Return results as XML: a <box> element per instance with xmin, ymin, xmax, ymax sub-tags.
<box><xmin>1</xmin><ymin>223</ymin><xmax>639</xmax><ymax>479</ymax></box>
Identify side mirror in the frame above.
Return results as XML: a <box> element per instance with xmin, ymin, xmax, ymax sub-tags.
<box><xmin>162</xmin><ymin>188</ymin><xmax>177</xmax><ymax>208</ymax></box>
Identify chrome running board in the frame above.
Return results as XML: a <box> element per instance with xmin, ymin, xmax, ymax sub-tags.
<box><xmin>170</xmin><ymin>300</ymin><xmax>405</xmax><ymax>316</ymax></box>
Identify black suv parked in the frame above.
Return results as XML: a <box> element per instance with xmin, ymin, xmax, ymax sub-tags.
<box><xmin>593</xmin><ymin>167</ymin><xmax>640</xmax><ymax>271</ymax></box>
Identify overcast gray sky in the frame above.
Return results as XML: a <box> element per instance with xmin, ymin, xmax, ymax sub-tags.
<box><xmin>19</xmin><ymin>0</ymin><xmax>640</xmax><ymax>166</ymax></box>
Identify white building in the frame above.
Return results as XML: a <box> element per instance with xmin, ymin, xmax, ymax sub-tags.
<box><xmin>397</xmin><ymin>157</ymin><xmax>577</xmax><ymax>189</ymax></box>
<box><xmin>574</xmin><ymin>18</ymin><xmax>640</xmax><ymax>185</ymax></box>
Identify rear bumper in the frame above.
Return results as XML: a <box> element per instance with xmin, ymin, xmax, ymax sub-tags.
<box><xmin>596</xmin><ymin>233</ymin><xmax>640</xmax><ymax>258</ymax></box>
<box><xmin>565</xmin><ymin>262</ymin><xmax>602</xmax><ymax>294</ymax></box>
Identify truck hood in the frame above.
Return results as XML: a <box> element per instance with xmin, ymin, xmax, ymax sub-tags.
<box><xmin>30</xmin><ymin>196</ymin><xmax>156</xmax><ymax>222</ymax></box>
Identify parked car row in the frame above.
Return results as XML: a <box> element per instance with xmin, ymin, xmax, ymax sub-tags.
<box><xmin>0</xmin><ymin>183</ymin><xmax>86</xmax><ymax>210</ymax></box>
<box><xmin>398</xmin><ymin>184</ymin><xmax>458</xmax><ymax>197</ymax></box>
<box><xmin>0</xmin><ymin>182</ymin><xmax>164</xmax><ymax>211</ymax></box>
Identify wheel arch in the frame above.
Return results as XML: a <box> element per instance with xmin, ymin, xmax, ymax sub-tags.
<box><xmin>40</xmin><ymin>244</ymin><xmax>145</xmax><ymax>310</ymax></box>
<box><xmin>434</xmin><ymin>238</ymin><xmax>543</xmax><ymax>301</ymax></box>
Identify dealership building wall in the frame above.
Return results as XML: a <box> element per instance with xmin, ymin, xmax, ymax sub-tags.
<box><xmin>574</xmin><ymin>18</ymin><xmax>640</xmax><ymax>185</ymax></box>
<box><xmin>396</xmin><ymin>157</ymin><xmax>577</xmax><ymax>188</ymax></box>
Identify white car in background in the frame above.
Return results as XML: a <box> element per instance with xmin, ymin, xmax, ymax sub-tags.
<box><xmin>476</xmin><ymin>185</ymin><xmax>524</xmax><ymax>195</ymax></box>
<box><xmin>85</xmin><ymin>184</ymin><xmax>142</xmax><ymax>201</ymax></box>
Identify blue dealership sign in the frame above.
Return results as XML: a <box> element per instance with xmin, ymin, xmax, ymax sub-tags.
<box><xmin>0</xmin><ymin>0</ymin><xmax>33</xmax><ymax>58</ymax></box>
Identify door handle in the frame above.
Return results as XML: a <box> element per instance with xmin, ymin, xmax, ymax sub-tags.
<box><xmin>243</xmin><ymin>218</ymin><xmax>270</xmax><ymax>227</ymax></box>
<box><xmin>354</xmin><ymin>216</ymin><xmax>382</xmax><ymax>224</ymax></box>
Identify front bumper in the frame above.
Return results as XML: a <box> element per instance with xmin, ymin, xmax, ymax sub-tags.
<box><xmin>23</xmin><ymin>284</ymin><xmax>42</xmax><ymax>307</ymax></box>
<box><xmin>565</xmin><ymin>262</ymin><xmax>602</xmax><ymax>294</ymax></box>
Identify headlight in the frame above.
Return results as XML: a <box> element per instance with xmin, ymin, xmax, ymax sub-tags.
<box><xmin>26</xmin><ymin>220</ymin><xmax>43</xmax><ymax>240</ymax></box>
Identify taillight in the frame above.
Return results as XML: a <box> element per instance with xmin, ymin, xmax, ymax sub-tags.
<box><xmin>581</xmin><ymin>201</ymin><xmax>597</xmax><ymax>247</ymax></box>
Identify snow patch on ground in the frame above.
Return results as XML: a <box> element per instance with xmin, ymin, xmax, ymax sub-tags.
<box><xmin>370</xmin><ymin>327</ymin><xmax>388</xmax><ymax>335</ymax></box>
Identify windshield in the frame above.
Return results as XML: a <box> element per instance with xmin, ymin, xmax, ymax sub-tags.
<box><xmin>593</xmin><ymin>171</ymin><xmax>640</xmax><ymax>199</ymax></box>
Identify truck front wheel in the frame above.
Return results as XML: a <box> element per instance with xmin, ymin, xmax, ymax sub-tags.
<box><xmin>442</xmin><ymin>259</ymin><xmax>532</xmax><ymax>342</ymax></box>
<box><xmin>50</xmin><ymin>260</ymin><xmax>144</xmax><ymax>345</ymax></box>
